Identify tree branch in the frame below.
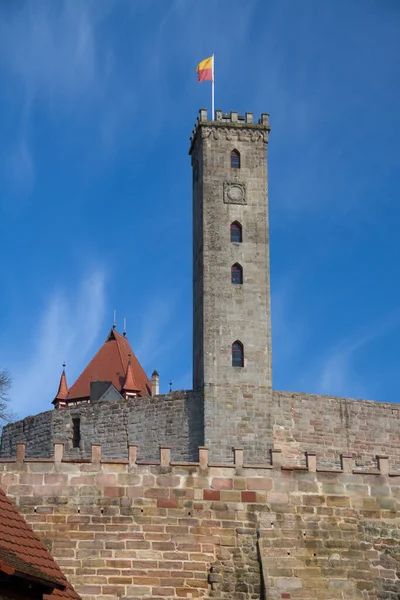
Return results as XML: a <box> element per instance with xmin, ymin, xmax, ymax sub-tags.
<box><xmin>0</xmin><ymin>368</ymin><xmax>15</xmax><ymax>425</ymax></box>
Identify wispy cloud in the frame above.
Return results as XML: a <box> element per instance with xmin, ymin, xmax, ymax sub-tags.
<box><xmin>314</xmin><ymin>311</ymin><xmax>400</xmax><ymax>399</ymax></box>
<box><xmin>6</xmin><ymin>268</ymin><xmax>107</xmax><ymax>418</ymax></box>
<box><xmin>0</xmin><ymin>0</ymin><xmax>143</xmax><ymax>190</ymax></box>
<box><xmin>6</xmin><ymin>136</ymin><xmax>35</xmax><ymax>197</ymax></box>
<box><xmin>271</xmin><ymin>272</ymin><xmax>309</xmax><ymax>366</ymax></box>
<box><xmin>272</xmin><ymin>265</ymin><xmax>400</xmax><ymax>401</ymax></box>
<box><xmin>134</xmin><ymin>290</ymin><xmax>188</xmax><ymax>373</ymax></box>
<box><xmin>0</xmin><ymin>2</ymin><xmax>108</xmax><ymax>110</ymax></box>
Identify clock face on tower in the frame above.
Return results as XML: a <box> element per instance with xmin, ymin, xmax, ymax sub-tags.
<box><xmin>224</xmin><ymin>182</ymin><xmax>246</xmax><ymax>205</ymax></box>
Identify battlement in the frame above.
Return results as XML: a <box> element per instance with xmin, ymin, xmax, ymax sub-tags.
<box><xmin>189</xmin><ymin>109</ymin><xmax>270</xmax><ymax>155</ymax></box>
<box><xmin>2</xmin><ymin>441</ymin><xmax>399</xmax><ymax>600</ymax></box>
<box><xmin>198</xmin><ymin>108</ymin><xmax>270</xmax><ymax>126</ymax></box>
<box><xmin>3</xmin><ymin>388</ymin><xmax>400</xmax><ymax>469</ymax></box>
<box><xmin>0</xmin><ymin>390</ymin><xmax>204</xmax><ymax>462</ymax></box>
<box><xmin>2</xmin><ymin>441</ymin><xmax>399</xmax><ymax>477</ymax></box>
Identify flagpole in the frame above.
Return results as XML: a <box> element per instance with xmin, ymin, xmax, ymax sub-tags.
<box><xmin>211</xmin><ymin>53</ymin><xmax>215</xmax><ymax>121</ymax></box>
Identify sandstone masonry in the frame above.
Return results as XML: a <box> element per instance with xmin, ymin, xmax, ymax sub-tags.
<box><xmin>3</xmin><ymin>389</ymin><xmax>400</xmax><ymax>472</ymax></box>
<box><xmin>1</xmin><ymin>442</ymin><xmax>399</xmax><ymax>600</ymax></box>
<box><xmin>190</xmin><ymin>110</ymin><xmax>273</xmax><ymax>461</ymax></box>
<box><xmin>0</xmin><ymin>391</ymin><xmax>203</xmax><ymax>462</ymax></box>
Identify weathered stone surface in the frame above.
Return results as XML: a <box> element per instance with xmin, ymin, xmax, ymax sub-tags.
<box><xmin>273</xmin><ymin>390</ymin><xmax>400</xmax><ymax>470</ymax></box>
<box><xmin>0</xmin><ymin>391</ymin><xmax>203</xmax><ymax>462</ymax></box>
<box><xmin>191</xmin><ymin>111</ymin><xmax>273</xmax><ymax>462</ymax></box>
<box><xmin>1</xmin><ymin>457</ymin><xmax>399</xmax><ymax>600</ymax></box>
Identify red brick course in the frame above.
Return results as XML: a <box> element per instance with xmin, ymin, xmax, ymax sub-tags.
<box><xmin>241</xmin><ymin>491</ymin><xmax>256</xmax><ymax>502</ymax></box>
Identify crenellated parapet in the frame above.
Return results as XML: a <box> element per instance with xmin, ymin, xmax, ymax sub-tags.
<box><xmin>0</xmin><ymin>390</ymin><xmax>204</xmax><ymax>461</ymax></box>
<box><xmin>1</xmin><ymin>441</ymin><xmax>399</xmax><ymax>600</ymax></box>
<box><xmin>189</xmin><ymin>109</ymin><xmax>270</xmax><ymax>156</ymax></box>
<box><xmin>2</xmin><ymin>388</ymin><xmax>400</xmax><ymax>469</ymax></box>
<box><xmin>2</xmin><ymin>441</ymin><xmax>399</xmax><ymax>477</ymax></box>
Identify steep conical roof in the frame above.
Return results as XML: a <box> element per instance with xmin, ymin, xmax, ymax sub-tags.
<box><xmin>53</xmin><ymin>365</ymin><xmax>68</xmax><ymax>404</ymax></box>
<box><xmin>63</xmin><ymin>328</ymin><xmax>151</xmax><ymax>402</ymax></box>
<box><xmin>122</xmin><ymin>359</ymin><xmax>141</xmax><ymax>394</ymax></box>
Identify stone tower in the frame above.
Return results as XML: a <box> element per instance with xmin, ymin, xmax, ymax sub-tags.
<box><xmin>190</xmin><ymin>109</ymin><xmax>273</xmax><ymax>461</ymax></box>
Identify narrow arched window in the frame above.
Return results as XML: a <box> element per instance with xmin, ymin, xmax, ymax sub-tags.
<box><xmin>230</xmin><ymin>221</ymin><xmax>242</xmax><ymax>243</ymax></box>
<box><xmin>231</xmin><ymin>149</ymin><xmax>240</xmax><ymax>169</ymax></box>
<box><xmin>72</xmin><ymin>417</ymin><xmax>81</xmax><ymax>448</ymax></box>
<box><xmin>232</xmin><ymin>341</ymin><xmax>244</xmax><ymax>367</ymax></box>
<box><xmin>231</xmin><ymin>263</ymin><xmax>243</xmax><ymax>284</ymax></box>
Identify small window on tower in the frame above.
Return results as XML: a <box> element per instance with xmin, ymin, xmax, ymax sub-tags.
<box><xmin>231</xmin><ymin>263</ymin><xmax>243</xmax><ymax>285</ymax></box>
<box><xmin>232</xmin><ymin>341</ymin><xmax>244</xmax><ymax>367</ymax></box>
<box><xmin>231</xmin><ymin>149</ymin><xmax>240</xmax><ymax>169</ymax></box>
<box><xmin>230</xmin><ymin>221</ymin><xmax>242</xmax><ymax>243</ymax></box>
<box><xmin>72</xmin><ymin>417</ymin><xmax>81</xmax><ymax>448</ymax></box>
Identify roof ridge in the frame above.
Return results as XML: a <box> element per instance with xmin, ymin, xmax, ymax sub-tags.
<box><xmin>113</xmin><ymin>329</ymin><xmax>126</xmax><ymax>372</ymax></box>
<box><xmin>113</xmin><ymin>330</ymin><xmax>151</xmax><ymax>392</ymax></box>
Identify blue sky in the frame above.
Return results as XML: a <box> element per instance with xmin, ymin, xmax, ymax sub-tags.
<box><xmin>0</xmin><ymin>0</ymin><xmax>399</xmax><ymax>419</ymax></box>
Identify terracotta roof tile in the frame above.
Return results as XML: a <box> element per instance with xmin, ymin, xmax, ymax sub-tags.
<box><xmin>54</xmin><ymin>367</ymin><xmax>68</xmax><ymax>402</ymax></box>
<box><xmin>122</xmin><ymin>360</ymin><xmax>140</xmax><ymax>394</ymax></box>
<box><xmin>65</xmin><ymin>328</ymin><xmax>151</xmax><ymax>401</ymax></box>
<box><xmin>0</xmin><ymin>487</ymin><xmax>80</xmax><ymax>600</ymax></box>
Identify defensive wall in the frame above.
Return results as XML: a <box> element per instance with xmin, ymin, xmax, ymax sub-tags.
<box><xmin>2</xmin><ymin>390</ymin><xmax>400</xmax><ymax>470</ymax></box>
<box><xmin>0</xmin><ymin>391</ymin><xmax>204</xmax><ymax>462</ymax></box>
<box><xmin>272</xmin><ymin>391</ymin><xmax>400</xmax><ymax>470</ymax></box>
<box><xmin>1</xmin><ymin>441</ymin><xmax>399</xmax><ymax>600</ymax></box>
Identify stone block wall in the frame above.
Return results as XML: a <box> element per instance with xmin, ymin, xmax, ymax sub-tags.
<box><xmin>0</xmin><ymin>409</ymin><xmax>53</xmax><ymax>458</ymax></box>
<box><xmin>3</xmin><ymin>387</ymin><xmax>400</xmax><ymax>472</ymax></box>
<box><xmin>0</xmin><ymin>391</ymin><xmax>203</xmax><ymax>462</ymax></box>
<box><xmin>3</xmin><ymin>388</ymin><xmax>400</xmax><ymax>471</ymax></box>
<box><xmin>1</xmin><ymin>442</ymin><xmax>399</xmax><ymax>600</ymax></box>
<box><xmin>190</xmin><ymin>110</ymin><xmax>273</xmax><ymax>462</ymax></box>
<box><xmin>204</xmin><ymin>383</ymin><xmax>273</xmax><ymax>463</ymax></box>
<box><xmin>273</xmin><ymin>390</ymin><xmax>400</xmax><ymax>470</ymax></box>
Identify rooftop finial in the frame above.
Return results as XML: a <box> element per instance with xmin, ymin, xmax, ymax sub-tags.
<box><xmin>113</xmin><ymin>309</ymin><xmax>116</xmax><ymax>330</ymax></box>
<box><xmin>123</xmin><ymin>317</ymin><xmax>126</xmax><ymax>337</ymax></box>
<box><xmin>169</xmin><ymin>380</ymin><xmax>172</xmax><ymax>393</ymax></box>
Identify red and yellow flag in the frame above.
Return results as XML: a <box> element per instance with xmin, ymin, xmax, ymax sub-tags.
<box><xmin>196</xmin><ymin>56</ymin><xmax>213</xmax><ymax>82</ymax></box>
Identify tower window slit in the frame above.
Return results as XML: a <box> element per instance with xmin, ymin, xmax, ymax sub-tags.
<box><xmin>231</xmin><ymin>263</ymin><xmax>243</xmax><ymax>285</ymax></box>
<box><xmin>230</xmin><ymin>221</ymin><xmax>242</xmax><ymax>243</ymax></box>
<box><xmin>231</xmin><ymin>149</ymin><xmax>240</xmax><ymax>169</ymax></box>
<box><xmin>232</xmin><ymin>341</ymin><xmax>244</xmax><ymax>367</ymax></box>
<box><xmin>72</xmin><ymin>417</ymin><xmax>81</xmax><ymax>448</ymax></box>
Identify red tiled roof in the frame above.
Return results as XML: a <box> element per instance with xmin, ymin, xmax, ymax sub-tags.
<box><xmin>54</xmin><ymin>368</ymin><xmax>68</xmax><ymax>402</ymax></box>
<box><xmin>122</xmin><ymin>360</ymin><xmax>140</xmax><ymax>394</ymax></box>
<box><xmin>65</xmin><ymin>328</ymin><xmax>151</xmax><ymax>401</ymax></box>
<box><xmin>0</xmin><ymin>487</ymin><xmax>80</xmax><ymax>600</ymax></box>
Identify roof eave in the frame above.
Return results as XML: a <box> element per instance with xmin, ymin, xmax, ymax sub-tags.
<box><xmin>0</xmin><ymin>562</ymin><xmax>65</xmax><ymax>591</ymax></box>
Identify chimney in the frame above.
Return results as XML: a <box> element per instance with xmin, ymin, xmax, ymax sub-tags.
<box><xmin>152</xmin><ymin>370</ymin><xmax>159</xmax><ymax>395</ymax></box>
